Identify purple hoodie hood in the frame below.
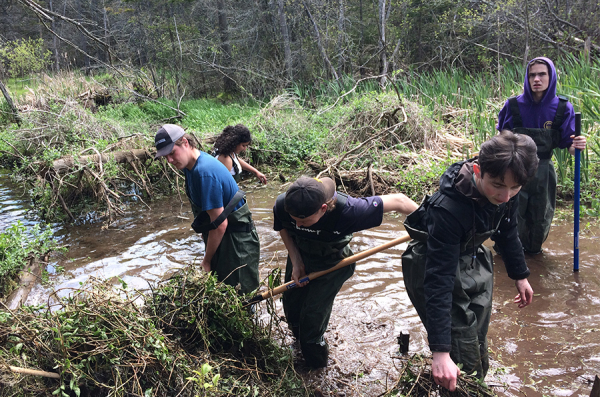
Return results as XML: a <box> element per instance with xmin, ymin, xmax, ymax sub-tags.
<box><xmin>523</xmin><ymin>57</ymin><xmax>557</xmax><ymax>105</ymax></box>
<box><xmin>496</xmin><ymin>57</ymin><xmax>575</xmax><ymax>149</ymax></box>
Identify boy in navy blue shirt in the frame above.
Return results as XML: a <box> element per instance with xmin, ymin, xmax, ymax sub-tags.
<box><xmin>273</xmin><ymin>176</ymin><xmax>417</xmax><ymax>368</ymax></box>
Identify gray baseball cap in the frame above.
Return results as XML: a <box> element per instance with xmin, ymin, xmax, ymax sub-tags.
<box><xmin>154</xmin><ymin>124</ymin><xmax>185</xmax><ymax>158</ymax></box>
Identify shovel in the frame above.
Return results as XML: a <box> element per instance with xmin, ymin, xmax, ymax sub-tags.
<box><xmin>246</xmin><ymin>234</ymin><xmax>411</xmax><ymax>305</ymax></box>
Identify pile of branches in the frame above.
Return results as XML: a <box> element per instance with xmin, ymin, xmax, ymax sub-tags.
<box><xmin>1</xmin><ymin>96</ymin><xmax>180</xmax><ymax>224</ymax></box>
<box><xmin>382</xmin><ymin>355</ymin><xmax>497</xmax><ymax>397</ymax></box>
<box><xmin>0</xmin><ymin>268</ymin><xmax>307</xmax><ymax>396</ymax></box>
<box><xmin>0</xmin><ymin>71</ymin><xmax>194</xmax><ymax>225</ymax></box>
<box><xmin>310</xmin><ymin>92</ymin><xmax>473</xmax><ymax>198</ymax></box>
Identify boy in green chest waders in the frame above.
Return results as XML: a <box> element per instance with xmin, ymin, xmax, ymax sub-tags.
<box><xmin>154</xmin><ymin>124</ymin><xmax>260</xmax><ymax>294</ymax></box>
<box><xmin>273</xmin><ymin>176</ymin><xmax>418</xmax><ymax>368</ymax></box>
<box><xmin>497</xmin><ymin>57</ymin><xmax>587</xmax><ymax>254</ymax></box>
<box><xmin>402</xmin><ymin>130</ymin><xmax>538</xmax><ymax>391</ymax></box>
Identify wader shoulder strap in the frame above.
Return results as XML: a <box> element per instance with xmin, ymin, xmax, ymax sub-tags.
<box><xmin>230</xmin><ymin>153</ymin><xmax>240</xmax><ymax>176</ymax></box>
<box><xmin>191</xmin><ymin>190</ymin><xmax>245</xmax><ymax>233</ymax></box>
<box><xmin>508</xmin><ymin>97</ymin><xmax>523</xmax><ymax>128</ymax></box>
<box><xmin>321</xmin><ymin>192</ymin><xmax>348</xmax><ymax>230</ymax></box>
<box><xmin>551</xmin><ymin>97</ymin><xmax>568</xmax><ymax>130</ymax></box>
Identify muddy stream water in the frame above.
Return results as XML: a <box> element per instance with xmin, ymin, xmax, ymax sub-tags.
<box><xmin>2</xmin><ymin>173</ymin><xmax>599</xmax><ymax>397</ymax></box>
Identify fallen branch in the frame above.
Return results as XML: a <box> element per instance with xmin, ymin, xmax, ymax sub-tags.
<box><xmin>50</xmin><ymin>149</ymin><xmax>152</xmax><ymax>175</ymax></box>
<box><xmin>8</xmin><ymin>365</ymin><xmax>60</xmax><ymax>379</ymax></box>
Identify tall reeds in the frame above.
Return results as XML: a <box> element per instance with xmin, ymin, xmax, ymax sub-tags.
<box><xmin>394</xmin><ymin>57</ymin><xmax>600</xmax><ymax>194</ymax></box>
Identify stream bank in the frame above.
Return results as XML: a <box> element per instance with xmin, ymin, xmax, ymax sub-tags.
<box><xmin>1</xmin><ymin>173</ymin><xmax>598</xmax><ymax>396</ymax></box>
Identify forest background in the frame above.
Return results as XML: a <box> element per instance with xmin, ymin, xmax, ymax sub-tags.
<box><xmin>0</xmin><ymin>0</ymin><xmax>599</xmax><ymax>224</ymax></box>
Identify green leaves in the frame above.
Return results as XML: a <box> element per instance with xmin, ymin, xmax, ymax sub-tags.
<box><xmin>0</xmin><ymin>38</ymin><xmax>51</xmax><ymax>79</ymax></box>
<box><xmin>0</xmin><ymin>220</ymin><xmax>61</xmax><ymax>298</ymax></box>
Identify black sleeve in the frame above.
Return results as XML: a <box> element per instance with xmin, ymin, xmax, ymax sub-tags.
<box><xmin>273</xmin><ymin>193</ymin><xmax>287</xmax><ymax>232</ymax></box>
<box><xmin>423</xmin><ymin>205</ymin><xmax>465</xmax><ymax>352</ymax></box>
<box><xmin>493</xmin><ymin>198</ymin><xmax>530</xmax><ymax>280</ymax></box>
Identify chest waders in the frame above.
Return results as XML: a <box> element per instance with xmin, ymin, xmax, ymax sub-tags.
<box><xmin>186</xmin><ymin>178</ymin><xmax>260</xmax><ymax>294</ymax></box>
<box><xmin>509</xmin><ymin>97</ymin><xmax>567</xmax><ymax>253</ymax></box>
<box><xmin>275</xmin><ymin>193</ymin><xmax>354</xmax><ymax>368</ymax></box>
<box><xmin>401</xmin><ymin>192</ymin><xmax>508</xmax><ymax>379</ymax></box>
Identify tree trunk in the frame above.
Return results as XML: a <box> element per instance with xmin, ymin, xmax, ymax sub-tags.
<box><xmin>523</xmin><ymin>0</ymin><xmax>530</xmax><ymax>67</ymax></box>
<box><xmin>167</xmin><ymin>5</ymin><xmax>182</xmax><ymax>100</ymax></box>
<box><xmin>217</xmin><ymin>0</ymin><xmax>236</xmax><ymax>94</ymax></box>
<box><xmin>50</xmin><ymin>149</ymin><xmax>152</xmax><ymax>175</ymax></box>
<box><xmin>277</xmin><ymin>0</ymin><xmax>293</xmax><ymax>82</ymax></box>
<box><xmin>302</xmin><ymin>1</ymin><xmax>338</xmax><ymax>81</ymax></box>
<box><xmin>584</xmin><ymin>36</ymin><xmax>591</xmax><ymax>62</ymax></box>
<box><xmin>49</xmin><ymin>0</ymin><xmax>60</xmax><ymax>72</ymax></box>
<box><xmin>0</xmin><ymin>79</ymin><xmax>21</xmax><ymax>125</ymax></box>
<box><xmin>102</xmin><ymin>0</ymin><xmax>111</xmax><ymax>65</ymax></box>
<box><xmin>378</xmin><ymin>0</ymin><xmax>388</xmax><ymax>87</ymax></box>
<box><xmin>336</xmin><ymin>0</ymin><xmax>346</xmax><ymax>77</ymax></box>
<box><xmin>77</xmin><ymin>0</ymin><xmax>90</xmax><ymax>69</ymax></box>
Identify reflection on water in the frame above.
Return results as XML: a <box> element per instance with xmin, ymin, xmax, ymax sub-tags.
<box><xmin>0</xmin><ymin>170</ymin><xmax>36</xmax><ymax>231</ymax></box>
<box><xmin>1</xmin><ymin>172</ymin><xmax>599</xmax><ymax>396</ymax></box>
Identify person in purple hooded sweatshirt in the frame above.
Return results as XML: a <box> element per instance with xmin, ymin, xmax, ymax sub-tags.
<box><xmin>497</xmin><ymin>57</ymin><xmax>587</xmax><ymax>254</ymax></box>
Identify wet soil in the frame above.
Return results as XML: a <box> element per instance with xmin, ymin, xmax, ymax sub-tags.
<box><xmin>2</xmin><ymin>176</ymin><xmax>599</xmax><ymax>396</ymax></box>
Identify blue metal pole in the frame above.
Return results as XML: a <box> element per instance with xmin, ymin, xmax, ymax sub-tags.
<box><xmin>574</xmin><ymin>112</ymin><xmax>581</xmax><ymax>272</ymax></box>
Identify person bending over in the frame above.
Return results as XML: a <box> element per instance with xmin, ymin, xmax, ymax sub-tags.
<box><xmin>274</xmin><ymin>176</ymin><xmax>417</xmax><ymax>368</ymax></box>
<box><xmin>402</xmin><ymin>130</ymin><xmax>538</xmax><ymax>391</ymax></box>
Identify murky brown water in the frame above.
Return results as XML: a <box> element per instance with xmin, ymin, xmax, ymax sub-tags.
<box><xmin>3</xmin><ymin>176</ymin><xmax>599</xmax><ymax>397</ymax></box>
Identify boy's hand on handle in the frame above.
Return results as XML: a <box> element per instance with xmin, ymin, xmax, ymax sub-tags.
<box><xmin>432</xmin><ymin>352</ymin><xmax>460</xmax><ymax>391</ymax></box>
<box><xmin>570</xmin><ymin>135</ymin><xmax>586</xmax><ymax>150</ymax></box>
<box><xmin>514</xmin><ymin>278</ymin><xmax>534</xmax><ymax>308</ymax></box>
<box><xmin>291</xmin><ymin>261</ymin><xmax>309</xmax><ymax>287</ymax></box>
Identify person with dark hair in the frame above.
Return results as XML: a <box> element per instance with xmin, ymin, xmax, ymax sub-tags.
<box><xmin>154</xmin><ymin>124</ymin><xmax>260</xmax><ymax>293</ymax></box>
<box><xmin>497</xmin><ymin>57</ymin><xmax>586</xmax><ymax>254</ymax></box>
<box><xmin>214</xmin><ymin>124</ymin><xmax>267</xmax><ymax>184</ymax></box>
<box><xmin>402</xmin><ymin>130</ymin><xmax>538</xmax><ymax>391</ymax></box>
<box><xmin>273</xmin><ymin>176</ymin><xmax>418</xmax><ymax>368</ymax></box>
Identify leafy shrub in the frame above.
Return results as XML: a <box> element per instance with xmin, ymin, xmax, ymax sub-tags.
<box><xmin>0</xmin><ymin>38</ymin><xmax>51</xmax><ymax>78</ymax></box>
<box><xmin>0</xmin><ymin>221</ymin><xmax>58</xmax><ymax>299</ymax></box>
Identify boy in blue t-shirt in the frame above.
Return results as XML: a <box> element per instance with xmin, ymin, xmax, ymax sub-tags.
<box><xmin>154</xmin><ymin>124</ymin><xmax>260</xmax><ymax>293</ymax></box>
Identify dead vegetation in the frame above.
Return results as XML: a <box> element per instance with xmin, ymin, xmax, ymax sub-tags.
<box><xmin>381</xmin><ymin>355</ymin><xmax>497</xmax><ymax>396</ymax></box>
<box><xmin>1</xmin><ymin>73</ymin><xmax>475</xmax><ymax>224</ymax></box>
<box><xmin>0</xmin><ymin>72</ymin><xmax>180</xmax><ymax>225</ymax></box>
<box><xmin>0</xmin><ymin>267</ymin><xmax>308</xmax><ymax>396</ymax></box>
<box><xmin>297</xmin><ymin>90</ymin><xmax>475</xmax><ymax>198</ymax></box>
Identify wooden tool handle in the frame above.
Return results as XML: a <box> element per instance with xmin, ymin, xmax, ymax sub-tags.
<box><xmin>247</xmin><ymin>234</ymin><xmax>411</xmax><ymax>305</ymax></box>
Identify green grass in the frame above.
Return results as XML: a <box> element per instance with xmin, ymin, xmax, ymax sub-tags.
<box><xmin>180</xmin><ymin>99</ymin><xmax>260</xmax><ymax>135</ymax></box>
<box><xmin>97</xmin><ymin>98</ymin><xmax>260</xmax><ymax>137</ymax></box>
<box><xmin>2</xmin><ymin>76</ymin><xmax>42</xmax><ymax>99</ymax></box>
